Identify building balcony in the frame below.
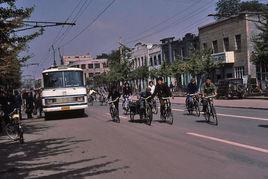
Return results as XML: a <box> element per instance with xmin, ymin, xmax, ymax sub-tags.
<box><xmin>212</xmin><ymin>51</ymin><xmax>235</xmax><ymax>64</ymax></box>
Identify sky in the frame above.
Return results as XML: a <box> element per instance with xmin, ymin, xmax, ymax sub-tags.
<box><xmin>15</xmin><ymin>0</ymin><xmax>234</xmax><ymax>79</ymax></box>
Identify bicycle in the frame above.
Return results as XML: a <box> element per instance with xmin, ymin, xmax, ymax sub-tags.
<box><xmin>161</xmin><ymin>97</ymin><xmax>174</xmax><ymax>125</ymax></box>
<box><xmin>139</xmin><ymin>96</ymin><xmax>153</xmax><ymax>125</ymax></box>
<box><xmin>88</xmin><ymin>94</ymin><xmax>94</xmax><ymax>106</ymax></box>
<box><xmin>151</xmin><ymin>98</ymin><xmax>158</xmax><ymax>114</ymax></box>
<box><xmin>2</xmin><ymin>108</ymin><xmax>24</xmax><ymax>144</ymax></box>
<box><xmin>99</xmin><ymin>93</ymin><xmax>108</xmax><ymax>106</ymax></box>
<box><xmin>122</xmin><ymin>95</ymin><xmax>130</xmax><ymax>115</ymax></box>
<box><xmin>202</xmin><ymin>95</ymin><xmax>218</xmax><ymax>125</ymax></box>
<box><xmin>108</xmin><ymin>97</ymin><xmax>120</xmax><ymax>123</ymax></box>
<box><xmin>186</xmin><ymin>93</ymin><xmax>200</xmax><ymax>117</ymax></box>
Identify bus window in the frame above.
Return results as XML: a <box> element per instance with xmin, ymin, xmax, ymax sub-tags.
<box><xmin>64</xmin><ymin>71</ymin><xmax>83</xmax><ymax>87</ymax></box>
<box><xmin>43</xmin><ymin>72</ymin><xmax>64</xmax><ymax>88</ymax></box>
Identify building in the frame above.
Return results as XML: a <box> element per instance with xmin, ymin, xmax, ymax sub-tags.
<box><xmin>199</xmin><ymin>13</ymin><xmax>260</xmax><ymax>82</ymax></box>
<box><xmin>129</xmin><ymin>42</ymin><xmax>162</xmax><ymax>90</ymax></box>
<box><xmin>63</xmin><ymin>55</ymin><xmax>108</xmax><ymax>80</ymax></box>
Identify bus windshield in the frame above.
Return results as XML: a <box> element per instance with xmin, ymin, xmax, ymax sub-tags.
<box><xmin>43</xmin><ymin>71</ymin><xmax>84</xmax><ymax>88</ymax></box>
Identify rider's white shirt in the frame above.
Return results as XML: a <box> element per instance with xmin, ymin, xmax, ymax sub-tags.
<box><xmin>149</xmin><ymin>85</ymin><xmax>155</xmax><ymax>94</ymax></box>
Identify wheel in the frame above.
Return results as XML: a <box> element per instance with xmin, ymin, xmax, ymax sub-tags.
<box><xmin>19</xmin><ymin>125</ymin><xmax>24</xmax><ymax>144</ymax></box>
<box><xmin>146</xmin><ymin>107</ymin><xmax>153</xmax><ymax>125</ymax></box>
<box><xmin>166</xmin><ymin>109</ymin><xmax>174</xmax><ymax>125</ymax></box>
<box><xmin>44</xmin><ymin>112</ymin><xmax>52</xmax><ymax>120</ymax></box>
<box><xmin>130</xmin><ymin>112</ymin><xmax>135</xmax><ymax>121</ymax></box>
<box><xmin>152</xmin><ymin>101</ymin><xmax>158</xmax><ymax>114</ymax></box>
<box><xmin>204</xmin><ymin>107</ymin><xmax>210</xmax><ymax>122</ymax></box>
<box><xmin>210</xmin><ymin>105</ymin><xmax>218</xmax><ymax>126</ymax></box>
<box><xmin>6</xmin><ymin>123</ymin><xmax>19</xmax><ymax>140</ymax></box>
<box><xmin>194</xmin><ymin>102</ymin><xmax>201</xmax><ymax>117</ymax></box>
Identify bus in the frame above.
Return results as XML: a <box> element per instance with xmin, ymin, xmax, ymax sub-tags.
<box><xmin>42</xmin><ymin>66</ymin><xmax>88</xmax><ymax>119</ymax></box>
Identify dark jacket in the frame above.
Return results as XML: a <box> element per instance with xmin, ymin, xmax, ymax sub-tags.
<box><xmin>187</xmin><ymin>83</ymin><xmax>198</xmax><ymax>94</ymax></box>
<box><xmin>108</xmin><ymin>91</ymin><xmax>121</xmax><ymax>101</ymax></box>
<box><xmin>122</xmin><ymin>87</ymin><xmax>132</xmax><ymax>96</ymax></box>
<box><xmin>152</xmin><ymin>83</ymin><xmax>172</xmax><ymax>98</ymax></box>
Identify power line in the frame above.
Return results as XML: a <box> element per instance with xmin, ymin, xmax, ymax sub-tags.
<box><xmin>125</xmin><ymin>0</ymin><xmax>215</xmax><ymax>44</ymax></box>
<box><xmin>125</xmin><ymin>0</ymin><xmax>203</xmax><ymax>41</ymax></box>
<box><xmin>60</xmin><ymin>0</ymin><xmax>116</xmax><ymax>48</ymax></box>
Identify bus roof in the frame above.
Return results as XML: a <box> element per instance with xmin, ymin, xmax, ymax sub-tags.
<box><xmin>42</xmin><ymin>66</ymin><xmax>82</xmax><ymax>73</ymax></box>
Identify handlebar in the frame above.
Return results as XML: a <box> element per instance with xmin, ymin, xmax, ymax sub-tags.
<box><xmin>187</xmin><ymin>93</ymin><xmax>200</xmax><ymax>97</ymax></box>
<box><xmin>203</xmin><ymin>95</ymin><xmax>216</xmax><ymax>99</ymax></box>
<box><xmin>140</xmin><ymin>96</ymin><xmax>152</xmax><ymax>100</ymax></box>
<box><xmin>161</xmin><ymin>97</ymin><xmax>170</xmax><ymax>100</ymax></box>
<box><xmin>108</xmin><ymin>97</ymin><xmax>119</xmax><ymax>104</ymax></box>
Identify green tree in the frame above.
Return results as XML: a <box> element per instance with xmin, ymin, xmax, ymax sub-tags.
<box><xmin>240</xmin><ymin>0</ymin><xmax>267</xmax><ymax>12</ymax></box>
<box><xmin>252</xmin><ymin>6</ymin><xmax>268</xmax><ymax>65</ymax></box>
<box><xmin>215</xmin><ymin>0</ymin><xmax>241</xmax><ymax>19</ymax></box>
<box><xmin>0</xmin><ymin>0</ymin><xmax>41</xmax><ymax>89</ymax></box>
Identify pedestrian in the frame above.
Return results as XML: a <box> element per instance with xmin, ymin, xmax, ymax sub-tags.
<box><xmin>14</xmin><ymin>90</ymin><xmax>22</xmax><ymax>120</ymax></box>
<box><xmin>26</xmin><ymin>91</ymin><xmax>34</xmax><ymax>119</ymax></box>
<box><xmin>170</xmin><ymin>82</ymin><xmax>174</xmax><ymax>92</ymax></box>
<box><xmin>35</xmin><ymin>89</ymin><xmax>43</xmax><ymax>118</ymax></box>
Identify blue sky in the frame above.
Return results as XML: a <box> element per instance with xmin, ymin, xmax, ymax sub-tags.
<box><xmin>17</xmin><ymin>0</ymin><xmax>225</xmax><ymax>78</ymax></box>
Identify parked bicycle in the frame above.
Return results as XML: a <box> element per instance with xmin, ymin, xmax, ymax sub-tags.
<box><xmin>202</xmin><ymin>95</ymin><xmax>218</xmax><ymax>125</ymax></box>
<box><xmin>186</xmin><ymin>93</ymin><xmax>200</xmax><ymax>116</ymax></box>
<box><xmin>1</xmin><ymin>108</ymin><xmax>24</xmax><ymax>144</ymax></box>
<box><xmin>161</xmin><ymin>97</ymin><xmax>174</xmax><ymax>125</ymax></box>
<box><xmin>108</xmin><ymin>97</ymin><xmax>120</xmax><ymax>123</ymax></box>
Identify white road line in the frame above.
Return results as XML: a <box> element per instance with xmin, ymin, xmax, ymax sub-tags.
<box><xmin>217</xmin><ymin>113</ymin><xmax>268</xmax><ymax>121</ymax></box>
<box><xmin>172</xmin><ymin>108</ymin><xmax>268</xmax><ymax>121</ymax></box>
<box><xmin>187</xmin><ymin>132</ymin><xmax>268</xmax><ymax>154</ymax></box>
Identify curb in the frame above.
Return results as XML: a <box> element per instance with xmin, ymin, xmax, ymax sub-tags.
<box><xmin>171</xmin><ymin>102</ymin><xmax>268</xmax><ymax>111</ymax></box>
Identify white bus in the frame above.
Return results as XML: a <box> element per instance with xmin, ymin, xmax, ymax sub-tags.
<box><xmin>42</xmin><ymin>66</ymin><xmax>88</xmax><ymax>119</ymax></box>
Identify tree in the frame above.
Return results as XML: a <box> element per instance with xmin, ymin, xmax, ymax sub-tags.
<box><xmin>240</xmin><ymin>0</ymin><xmax>267</xmax><ymax>12</ymax></box>
<box><xmin>252</xmin><ymin>6</ymin><xmax>268</xmax><ymax>65</ymax></box>
<box><xmin>0</xmin><ymin>0</ymin><xmax>42</xmax><ymax>89</ymax></box>
<box><xmin>215</xmin><ymin>0</ymin><xmax>241</xmax><ymax>19</ymax></box>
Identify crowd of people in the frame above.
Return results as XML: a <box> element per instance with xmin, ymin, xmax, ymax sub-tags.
<box><xmin>0</xmin><ymin>88</ymin><xmax>43</xmax><ymax>122</ymax></box>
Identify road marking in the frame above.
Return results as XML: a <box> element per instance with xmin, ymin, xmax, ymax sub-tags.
<box><xmin>187</xmin><ymin>132</ymin><xmax>268</xmax><ymax>154</ymax></box>
<box><xmin>172</xmin><ymin>108</ymin><xmax>268</xmax><ymax>121</ymax></box>
<box><xmin>217</xmin><ymin>113</ymin><xmax>268</xmax><ymax>121</ymax></box>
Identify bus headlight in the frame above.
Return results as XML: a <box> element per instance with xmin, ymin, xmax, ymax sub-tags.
<box><xmin>76</xmin><ymin>96</ymin><xmax>84</xmax><ymax>102</ymax></box>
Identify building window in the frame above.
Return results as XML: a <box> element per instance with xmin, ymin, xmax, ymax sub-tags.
<box><xmin>234</xmin><ymin>66</ymin><xmax>245</xmax><ymax>78</ymax></box>
<box><xmin>150</xmin><ymin>57</ymin><xmax>153</xmax><ymax>66</ymax></box>
<box><xmin>158</xmin><ymin>54</ymin><xmax>162</xmax><ymax>65</ymax></box>
<box><xmin>223</xmin><ymin>37</ymin><xmax>230</xmax><ymax>51</ymax></box>
<box><xmin>153</xmin><ymin>56</ymin><xmax>157</xmax><ymax>66</ymax></box>
<box><xmin>235</xmin><ymin>34</ymin><xmax>242</xmax><ymax>51</ymax></box>
<box><xmin>141</xmin><ymin>57</ymin><xmax>144</xmax><ymax>66</ymax></box>
<box><xmin>203</xmin><ymin>43</ymin><xmax>207</xmax><ymax>49</ymax></box>
<box><xmin>103</xmin><ymin>63</ymin><xmax>107</xmax><ymax>68</ymax></box>
<box><xmin>88</xmin><ymin>64</ymin><xmax>93</xmax><ymax>69</ymax></box>
<box><xmin>144</xmin><ymin>56</ymin><xmax>147</xmax><ymax>66</ymax></box>
<box><xmin>212</xmin><ymin>40</ymin><xmax>218</xmax><ymax>53</ymax></box>
<box><xmin>138</xmin><ymin>58</ymin><xmax>140</xmax><ymax>67</ymax></box>
<box><xmin>81</xmin><ymin>64</ymin><xmax>86</xmax><ymax>69</ymax></box>
<box><xmin>94</xmin><ymin>63</ymin><xmax>100</xmax><ymax>69</ymax></box>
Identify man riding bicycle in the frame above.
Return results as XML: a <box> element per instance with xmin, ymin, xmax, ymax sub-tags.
<box><xmin>186</xmin><ymin>78</ymin><xmax>199</xmax><ymax>105</ymax></box>
<box><xmin>201</xmin><ymin>77</ymin><xmax>217</xmax><ymax>112</ymax></box>
<box><xmin>152</xmin><ymin>77</ymin><xmax>173</xmax><ymax>119</ymax></box>
<box><xmin>108</xmin><ymin>86</ymin><xmax>121</xmax><ymax>113</ymax></box>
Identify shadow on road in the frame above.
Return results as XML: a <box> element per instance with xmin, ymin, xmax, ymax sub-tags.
<box><xmin>258</xmin><ymin>124</ymin><xmax>268</xmax><ymax>128</ymax></box>
<box><xmin>0</xmin><ymin>121</ymin><xmax>129</xmax><ymax>178</ymax></box>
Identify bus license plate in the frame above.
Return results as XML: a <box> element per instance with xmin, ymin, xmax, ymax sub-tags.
<box><xmin>61</xmin><ymin>106</ymin><xmax>70</xmax><ymax>111</ymax></box>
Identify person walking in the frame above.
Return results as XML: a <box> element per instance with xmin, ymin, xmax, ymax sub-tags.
<box><xmin>26</xmin><ymin>91</ymin><xmax>34</xmax><ymax>119</ymax></box>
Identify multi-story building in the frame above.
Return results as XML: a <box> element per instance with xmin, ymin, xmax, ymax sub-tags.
<box><xmin>199</xmin><ymin>13</ymin><xmax>259</xmax><ymax>82</ymax></box>
<box><xmin>129</xmin><ymin>42</ymin><xmax>162</xmax><ymax>90</ymax></box>
<box><xmin>63</xmin><ymin>55</ymin><xmax>108</xmax><ymax>80</ymax></box>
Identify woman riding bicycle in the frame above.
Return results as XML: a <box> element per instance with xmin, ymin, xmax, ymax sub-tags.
<box><xmin>108</xmin><ymin>86</ymin><xmax>121</xmax><ymax>113</ymax></box>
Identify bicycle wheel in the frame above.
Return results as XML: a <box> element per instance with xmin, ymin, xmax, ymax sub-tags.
<box><xmin>146</xmin><ymin>107</ymin><xmax>153</xmax><ymax>126</ymax></box>
<box><xmin>19</xmin><ymin>124</ymin><xmax>24</xmax><ymax>144</ymax></box>
<box><xmin>194</xmin><ymin>101</ymin><xmax>201</xmax><ymax>117</ymax></box>
<box><xmin>204</xmin><ymin>106</ymin><xmax>210</xmax><ymax>122</ymax></box>
<box><xmin>166</xmin><ymin>108</ymin><xmax>174</xmax><ymax>125</ymax></box>
<box><xmin>6</xmin><ymin>123</ymin><xmax>19</xmax><ymax>140</ymax></box>
<box><xmin>210</xmin><ymin>104</ymin><xmax>218</xmax><ymax>126</ymax></box>
<box><xmin>130</xmin><ymin>111</ymin><xmax>135</xmax><ymax>121</ymax></box>
<box><xmin>152</xmin><ymin>101</ymin><xmax>158</xmax><ymax>114</ymax></box>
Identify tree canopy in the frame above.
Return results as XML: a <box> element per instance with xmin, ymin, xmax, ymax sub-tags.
<box><xmin>0</xmin><ymin>0</ymin><xmax>42</xmax><ymax>89</ymax></box>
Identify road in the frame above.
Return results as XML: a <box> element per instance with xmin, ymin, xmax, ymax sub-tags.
<box><xmin>0</xmin><ymin>102</ymin><xmax>268</xmax><ymax>179</ymax></box>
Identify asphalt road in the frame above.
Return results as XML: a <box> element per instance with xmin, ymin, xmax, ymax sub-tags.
<box><xmin>0</xmin><ymin>102</ymin><xmax>268</xmax><ymax>179</ymax></box>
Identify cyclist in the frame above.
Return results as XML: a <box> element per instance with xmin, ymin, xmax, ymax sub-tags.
<box><xmin>108</xmin><ymin>85</ymin><xmax>121</xmax><ymax>113</ymax></box>
<box><xmin>122</xmin><ymin>82</ymin><xmax>132</xmax><ymax>110</ymax></box>
<box><xmin>152</xmin><ymin>77</ymin><xmax>173</xmax><ymax>119</ymax></box>
<box><xmin>148</xmin><ymin>81</ymin><xmax>155</xmax><ymax>94</ymax></box>
<box><xmin>186</xmin><ymin>78</ymin><xmax>199</xmax><ymax>108</ymax></box>
<box><xmin>201</xmin><ymin>77</ymin><xmax>217</xmax><ymax>112</ymax></box>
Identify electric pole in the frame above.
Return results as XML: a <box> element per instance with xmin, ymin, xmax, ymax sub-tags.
<box><xmin>58</xmin><ymin>47</ymin><xmax>64</xmax><ymax>65</ymax></box>
<box><xmin>51</xmin><ymin>45</ymin><xmax>56</xmax><ymax>67</ymax></box>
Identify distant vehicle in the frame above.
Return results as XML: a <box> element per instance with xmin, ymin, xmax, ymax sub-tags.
<box><xmin>42</xmin><ymin>66</ymin><xmax>88</xmax><ymax>119</ymax></box>
<box><xmin>216</xmin><ymin>78</ymin><xmax>246</xmax><ymax>99</ymax></box>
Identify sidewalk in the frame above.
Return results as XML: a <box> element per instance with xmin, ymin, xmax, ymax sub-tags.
<box><xmin>170</xmin><ymin>97</ymin><xmax>268</xmax><ymax>110</ymax></box>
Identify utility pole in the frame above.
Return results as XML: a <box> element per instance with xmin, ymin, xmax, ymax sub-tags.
<box><xmin>51</xmin><ymin>45</ymin><xmax>57</xmax><ymax>67</ymax></box>
<box><xmin>58</xmin><ymin>48</ymin><xmax>64</xmax><ymax>65</ymax></box>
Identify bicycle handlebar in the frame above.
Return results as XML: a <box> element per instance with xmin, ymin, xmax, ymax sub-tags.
<box><xmin>108</xmin><ymin>97</ymin><xmax>120</xmax><ymax>104</ymax></box>
<box><xmin>161</xmin><ymin>97</ymin><xmax>170</xmax><ymax>100</ymax></box>
<box><xmin>203</xmin><ymin>95</ymin><xmax>216</xmax><ymax>99</ymax></box>
<box><xmin>140</xmin><ymin>96</ymin><xmax>152</xmax><ymax>100</ymax></box>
